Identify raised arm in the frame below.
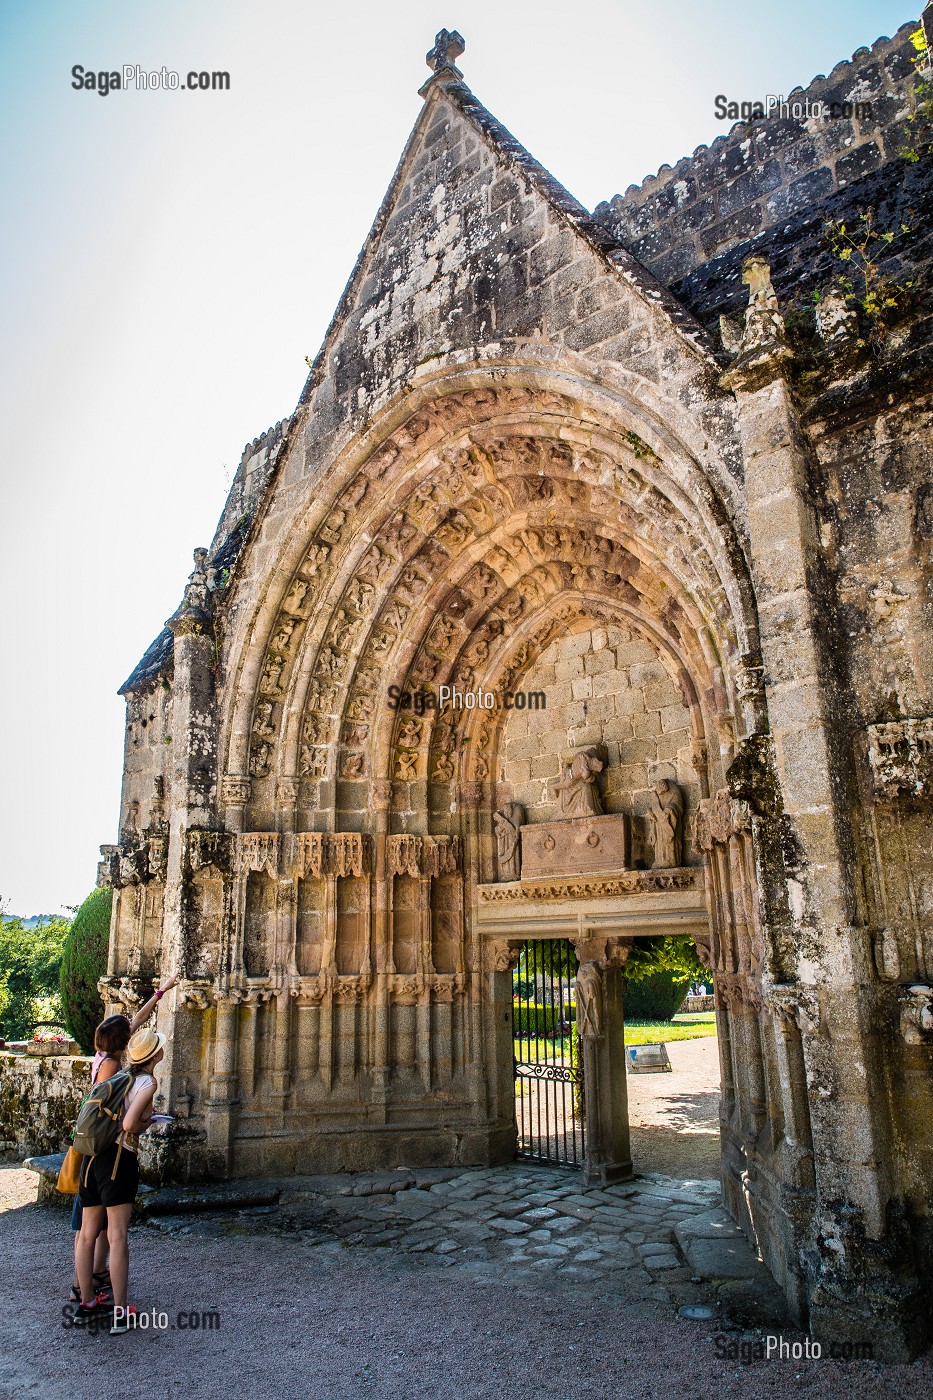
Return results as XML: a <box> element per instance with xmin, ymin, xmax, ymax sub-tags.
<box><xmin>129</xmin><ymin>974</ymin><xmax>178</xmax><ymax>1033</ymax></box>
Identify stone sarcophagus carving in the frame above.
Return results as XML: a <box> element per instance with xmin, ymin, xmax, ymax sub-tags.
<box><xmin>519</xmin><ymin>813</ymin><xmax>631</xmax><ymax>879</ymax></box>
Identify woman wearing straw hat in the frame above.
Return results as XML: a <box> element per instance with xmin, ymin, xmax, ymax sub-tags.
<box><xmin>69</xmin><ymin>974</ymin><xmax>177</xmax><ymax>1306</ymax></box>
<box><xmin>75</xmin><ymin>1027</ymin><xmax>165</xmax><ymax>1334</ymax></box>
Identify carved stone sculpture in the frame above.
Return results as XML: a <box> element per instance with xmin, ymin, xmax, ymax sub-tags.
<box><xmin>493</xmin><ymin>804</ymin><xmax>525</xmax><ymax>881</ymax></box>
<box><xmin>552</xmin><ymin>748</ymin><xmax>604</xmax><ymax>818</ymax></box>
<box><xmin>648</xmin><ymin>778</ymin><xmax>684</xmax><ymax>868</ymax></box>
<box><xmin>575</xmin><ymin>961</ymin><xmax>603</xmax><ymax>1039</ymax></box>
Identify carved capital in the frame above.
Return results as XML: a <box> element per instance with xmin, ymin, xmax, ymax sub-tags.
<box><xmin>221</xmin><ymin>775</ymin><xmax>252</xmax><ymax>808</ymax></box>
<box><xmin>695</xmin><ymin>789</ymin><xmax>751</xmax><ymax>852</ymax></box>
<box><xmin>180</xmin><ymin>982</ymin><xmax>215</xmax><ymax>1010</ymax></box>
<box><xmin>387</xmin><ymin>834</ymin><xmax>461</xmax><ymax>878</ymax></box>
<box><xmin>97</xmin><ymin>975</ymin><xmax>149</xmax><ymax>1010</ymax></box>
<box><xmin>294</xmin><ymin>832</ymin><xmax>370</xmax><ymax>879</ymax></box>
<box><xmin>898</xmin><ymin>985</ymin><xmax>933</xmax><ymax>1044</ymax></box>
<box><xmin>866</xmin><ymin>718</ymin><xmax>933</xmax><ymax>803</ymax></box>
<box><xmin>237</xmin><ymin>832</ymin><xmax>280</xmax><ymax>877</ymax></box>
<box><xmin>766</xmin><ymin>981</ymin><xmax>821</xmax><ymax>1035</ymax></box>
<box><xmin>490</xmin><ymin>939</ymin><xmax>523</xmax><ymax>973</ymax></box>
<box><xmin>187</xmin><ymin>829</ymin><xmax>233</xmax><ymax>875</ymax></box>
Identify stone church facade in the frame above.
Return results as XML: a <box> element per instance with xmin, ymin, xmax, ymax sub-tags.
<box><xmin>101</xmin><ymin>17</ymin><xmax>933</xmax><ymax>1357</ymax></box>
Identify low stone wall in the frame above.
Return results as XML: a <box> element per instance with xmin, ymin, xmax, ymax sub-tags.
<box><xmin>0</xmin><ymin>1052</ymin><xmax>91</xmax><ymax>1160</ymax></box>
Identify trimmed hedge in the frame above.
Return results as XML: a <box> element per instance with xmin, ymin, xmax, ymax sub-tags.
<box><xmin>513</xmin><ymin>1000</ymin><xmax>576</xmax><ymax>1038</ymax></box>
<box><xmin>59</xmin><ymin>888</ymin><xmax>112</xmax><ymax>1053</ymax></box>
<box><xmin>623</xmin><ymin>970</ymin><xmax>689</xmax><ymax>1022</ymax></box>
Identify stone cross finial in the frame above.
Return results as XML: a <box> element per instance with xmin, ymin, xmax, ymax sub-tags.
<box><xmin>426</xmin><ymin>28</ymin><xmax>465</xmax><ymax>72</ymax></box>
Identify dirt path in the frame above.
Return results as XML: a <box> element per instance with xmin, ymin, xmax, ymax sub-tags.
<box><xmin>626</xmin><ymin>1035</ymin><xmax>722</xmax><ymax>1180</ymax></box>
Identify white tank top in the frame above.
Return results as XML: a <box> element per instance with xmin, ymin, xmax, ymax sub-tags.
<box><xmin>121</xmin><ymin>1073</ymin><xmax>155</xmax><ymax>1155</ymax></box>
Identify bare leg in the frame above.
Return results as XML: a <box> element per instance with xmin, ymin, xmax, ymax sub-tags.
<box><xmin>73</xmin><ymin>1223</ymin><xmax>109</xmax><ymax>1290</ymax></box>
<box><xmin>93</xmin><ymin>1229</ymin><xmax>110</xmax><ymax>1277</ymax></box>
<box><xmin>105</xmin><ymin>1204</ymin><xmax>133</xmax><ymax>1309</ymax></box>
<box><xmin>76</xmin><ymin>1206</ymin><xmax>106</xmax><ymax>1305</ymax></box>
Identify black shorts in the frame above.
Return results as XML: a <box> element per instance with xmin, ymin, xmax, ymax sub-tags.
<box><xmin>78</xmin><ymin>1143</ymin><xmax>139</xmax><ymax>1209</ymax></box>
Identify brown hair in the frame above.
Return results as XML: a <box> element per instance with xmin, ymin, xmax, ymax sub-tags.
<box><xmin>94</xmin><ymin>1014</ymin><xmax>132</xmax><ymax>1057</ymax></box>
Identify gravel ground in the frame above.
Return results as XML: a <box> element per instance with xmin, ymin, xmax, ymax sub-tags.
<box><xmin>1</xmin><ymin>1165</ymin><xmax>931</xmax><ymax>1400</ymax></box>
<box><xmin>626</xmin><ymin>1036</ymin><xmax>722</xmax><ymax>1180</ymax></box>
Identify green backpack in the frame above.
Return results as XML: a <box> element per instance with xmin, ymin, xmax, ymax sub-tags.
<box><xmin>72</xmin><ymin>1068</ymin><xmax>133</xmax><ymax>1159</ymax></box>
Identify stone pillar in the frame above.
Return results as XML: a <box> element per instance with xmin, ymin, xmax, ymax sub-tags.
<box><xmin>160</xmin><ymin>551</ymin><xmax>217</xmax><ymax>1123</ymax></box>
<box><xmin>205</xmin><ymin>996</ymin><xmax>240</xmax><ymax>1160</ymax></box>
<box><xmin>723</xmin><ymin>261</ymin><xmax>921</xmax><ymax>1356</ymax></box>
<box><xmin>576</xmin><ymin>961</ymin><xmax>633</xmax><ymax>1186</ymax></box>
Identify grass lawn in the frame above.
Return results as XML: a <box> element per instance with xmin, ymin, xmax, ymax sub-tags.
<box><xmin>625</xmin><ymin>1011</ymin><xmax>717</xmax><ymax>1046</ymax></box>
<box><xmin>514</xmin><ymin>1011</ymin><xmax>717</xmax><ymax>1061</ymax></box>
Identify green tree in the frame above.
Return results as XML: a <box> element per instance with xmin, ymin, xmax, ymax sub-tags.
<box><xmin>0</xmin><ymin>910</ymin><xmax>70</xmax><ymax>1040</ymax></box>
<box><xmin>622</xmin><ymin>935</ymin><xmax>705</xmax><ymax>1022</ymax></box>
<box><xmin>59</xmin><ymin>888</ymin><xmax>112</xmax><ymax>1053</ymax></box>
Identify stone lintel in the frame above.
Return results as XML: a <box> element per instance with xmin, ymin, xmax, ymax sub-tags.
<box><xmin>476</xmin><ymin>867</ymin><xmax>708</xmax><ymax>943</ymax></box>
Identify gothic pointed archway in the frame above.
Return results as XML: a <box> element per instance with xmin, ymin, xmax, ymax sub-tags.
<box><xmin>178</xmin><ymin>367</ymin><xmax>801</xmax><ymax>1309</ymax></box>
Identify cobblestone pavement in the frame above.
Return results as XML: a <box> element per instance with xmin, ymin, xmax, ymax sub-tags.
<box><xmin>139</xmin><ymin>1162</ymin><xmax>781</xmax><ymax>1322</ymax></box>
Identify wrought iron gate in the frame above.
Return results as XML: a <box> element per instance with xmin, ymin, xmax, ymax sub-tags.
<box><xmin>513</xmin><ymin>938</ymin><xmax>585</xmax><ymax>1166</ymax></box>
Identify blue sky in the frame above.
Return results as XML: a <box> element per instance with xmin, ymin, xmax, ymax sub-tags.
<box><xmin>0</xmin><ymin>0</ymin><xmax>917</xmax><ymax>913</ymax></box>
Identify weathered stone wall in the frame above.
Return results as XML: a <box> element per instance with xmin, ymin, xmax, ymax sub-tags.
<box><xmin>594</xmin><ymin>23</ymin><xmax>919</xmax><ymax>284</ymax></box>
<box><xmin>500</xmin><ymin>623</ymin><xmax>699</xmax><ymax>867</ymax></box>
<box><xmin>0</xmin><ymin>1053</ymin><xmax>90</xmax><ymax>1160</ymax></box>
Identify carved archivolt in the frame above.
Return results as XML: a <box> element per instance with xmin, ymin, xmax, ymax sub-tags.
<box><xmin>230</xmin><ymin>384</ymin><xmax>754</xmax><ymax>806</ymax></box>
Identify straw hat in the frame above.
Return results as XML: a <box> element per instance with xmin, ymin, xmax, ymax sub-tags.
<box><xmin>126</xmin><ymin>1028</ymin><xmax>166</xmax><ymax>1066</ymax></box>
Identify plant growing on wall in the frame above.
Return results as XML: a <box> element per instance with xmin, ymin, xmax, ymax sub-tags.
<box><xmin>901</xmin><ymin>26</ymin><xmax>933</xmax><ymax>163</ymax></box>
<box><xmin>818</xmin><ymin>211</ymin><xmax>914</xmax><ymax>345</ymax></box>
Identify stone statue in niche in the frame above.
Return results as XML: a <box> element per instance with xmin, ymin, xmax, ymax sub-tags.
<box><xmin>575</xmin><ymin>961</ymin><xmax>603</xmax><ymax>1039</ymax></box>
<box><xmin>552</xmin><ymin>748</ymin><xmax>604</xmax><ymax>819</ymax></box>
<box><xmin>494</xmin><ymin>804</ymin><xmax>525</xmax><ymax>882</ymax></box>
<box><xmin>649</xmin><ymin>778</ymin><xmax>684</xmax><ymax>868</ymax></box>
